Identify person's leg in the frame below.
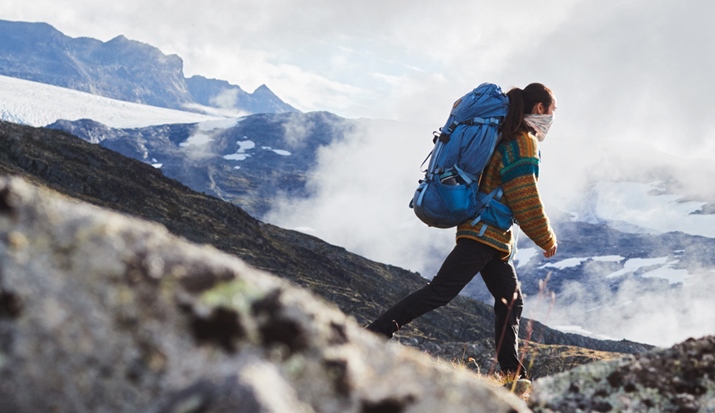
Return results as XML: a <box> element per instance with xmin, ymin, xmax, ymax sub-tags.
<box><xmin>479</xmin><ymin>257</ymin><xmax>526</xmax><ymax>377</ymax></box>
<box><xmin>367</xmin><ymin>239</ymin><xmax>498</xmax><ymax>338</ymax></box>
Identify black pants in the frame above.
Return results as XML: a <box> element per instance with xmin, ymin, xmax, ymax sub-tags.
<box><xmin>367</xmin><ymin>238</ymin><xmax>525</xmax><ymax>376</ymax></box>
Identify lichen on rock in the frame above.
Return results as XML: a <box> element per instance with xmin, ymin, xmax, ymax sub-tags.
<box><xmin>530</xmin><ymin>335</ymin><xmax>715</xmax><ymax>412</ymax></box>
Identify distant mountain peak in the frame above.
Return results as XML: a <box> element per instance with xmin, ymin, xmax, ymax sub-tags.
<box><xmin>186</xmin><ymin>76</ymin><xmax>298</xmax><ymax>115</ymax></box>
<box><xmin>108</xmin><ymin>34</ymin><xmax>129</xmax><ymax>42</ymax></box>
<box><xmin>252</xmin><ymin>84</ymin><xmax>279</xmax><ymax>97</ymax></box>
<box><xmin>0</xmin><ymin>18</ymin><xmax>298</xmax><ymax>116</ymax></box>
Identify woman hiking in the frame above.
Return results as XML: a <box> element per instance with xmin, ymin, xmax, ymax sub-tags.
<box><xmin>366</xmin><ymin>83</ymin><xmax>558</xmax><ymax>379</ymax></box>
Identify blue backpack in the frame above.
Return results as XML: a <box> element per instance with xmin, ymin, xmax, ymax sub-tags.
<box><xmin>410</xmin><ymin>83</ymin><xmax>513</xmax><ymax>229</ymax></box>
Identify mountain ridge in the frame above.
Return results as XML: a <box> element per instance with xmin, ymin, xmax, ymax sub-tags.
<box><xmin>0</xmin><ymin>19</ymin><xmax>297</xmax><ymax>116</ymax></box>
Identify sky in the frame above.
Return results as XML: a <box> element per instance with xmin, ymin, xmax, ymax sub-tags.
<box><xmin>3</xmin><ymin>0</ymin><xmax>715</xmax><ymax>347</ymax></box>
<box><xmin>4</xmin><ymin>0</ymin><xmax>715</xmax><ymax>196</ymax></box>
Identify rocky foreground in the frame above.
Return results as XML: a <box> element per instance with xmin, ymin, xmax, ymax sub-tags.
<box><xmin>2</xmin><ymin>175</ymin><xmax>714</xmax><ymax>412</ymax></box>
<box><xmin>531</xmin><ymin>335</ymin><xmax>715</xmax><ymax>412</ymax></box>
<box><xmin>0</xmin><ymin>176</ymin><xmax>529</xmax><ymax>412</ymax></box>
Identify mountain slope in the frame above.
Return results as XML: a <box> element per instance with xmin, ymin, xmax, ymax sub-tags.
<box><xmin>0</xmin><ymin>20</ymin><xmax>190</xmax><ymax>108</ymax></box>
<box><xmin>48</xmin><ymin>111</ymin><xmax>351</xmax><ymax>218</ymax></box>
<box><xmin>0</xmin><ymin>120</ymin><xmax>652</xmax><ymax>373</ymax></box>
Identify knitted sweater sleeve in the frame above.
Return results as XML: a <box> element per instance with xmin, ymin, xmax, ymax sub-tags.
<box><xmin>500</xmin><ymin>135</ymin><xmax>557</xmax><ymax>250</ymax></box>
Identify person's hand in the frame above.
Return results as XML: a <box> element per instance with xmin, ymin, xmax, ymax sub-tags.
<box><xmin>543</xmin><ymin>243</ymin><xmax>558</xmax><ymax>258</ymax></box>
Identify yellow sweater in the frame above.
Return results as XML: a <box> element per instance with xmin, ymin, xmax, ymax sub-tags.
<box><xmin>457</xmin><ymin>131</ymin><xmax>557</xmax><ymax>259</ymax></box>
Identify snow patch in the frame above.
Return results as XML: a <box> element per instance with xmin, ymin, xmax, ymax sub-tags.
<box><xmin>571</xmin><ymin>181</ymin><xmax>715</xmax><ymax>238</ymax></box>
<box><xmin>181</xmin><ymin>102</ymin><xmax>250</xmax><ymax>118</ymax></box>
<box><xmin>605</xmin><ymin>257</ymin><xmax>669</xmax><ymax>278</ymax></box>
<box><xmin>514</xmin><ymin>248</ymin><xmax>537</xmax><ymax>268</ymax></box>
<box><xmin>224</xmin><ymin>153</ymin><xmax>250</xmax><ymax>161</ymax></box>
<box><xmin>540</xmin><ymin>255</ymin><xmax>623</xmax><ymax>270</ymax></box>
<box><xmin>640</xmin><ymin>265</ymin><xmax>690</xmax><ymax>285</ymax></box>
<box><xmin>181</xmin><ymin>132</ymin><xmax>214</xmax><ymax>147</ymax></box>
<box><xmin>238</xmin><ymin>140</ymin><xmax>256</xmax><ymax>152</ymax></box>
<box><xmin>261</xmin><ymin>146</ymin><xmax>291</xmax><ymax>156</ymax></box>
<box><xmin>594</xmin><ymin>255</ymin><xmax>625</xmax><ymax>262</ymax></box>
<box><xmin>219</xmin><ymin>140</ymin><xmax>294</xmax><ymax>158</ymax></box>
<box><xmin>541</xmin><ymin>257</ymin><xmax>588</xmax><ymax>270</ymax></box>
<box><xmin>196</xmin><ymin>117</ymin><xmax>243</xmax><ymax>131</ymax></box>
<box><xmin>223</xmin><ymin>139</ymin><xmax>256</xmax><ymax>161</ymax></box>
<box><xmin>605</xmin><ymin>256</ymin><xmax>690</xmax><ymax>284</ymax></box>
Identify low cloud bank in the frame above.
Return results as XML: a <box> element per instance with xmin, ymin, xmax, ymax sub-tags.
<box><xmin>265</xmin><ymin>119</ymin><xmax>455</xmax><ymax>278</ymax></box>
<box><xmin>527</xmin><ymin>269</ymin><xmax>715</xmax><ymax>347</ymax></box>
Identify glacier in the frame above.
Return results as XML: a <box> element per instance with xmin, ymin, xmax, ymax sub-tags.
<box><xmin>0</xmin><ymin>74</ymin><xmax>222</xmax><ymax>128</ymax></box>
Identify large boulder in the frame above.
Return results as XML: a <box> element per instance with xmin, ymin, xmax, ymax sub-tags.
<box><xmin>530</xmin><ymin>335</ymin><xmax>715</xmax><ymax>412</ymax></box>
<box><xmin>0</xmin><ymin>176</ymin><xmax>529</xmax><ymax>413</ymax></box>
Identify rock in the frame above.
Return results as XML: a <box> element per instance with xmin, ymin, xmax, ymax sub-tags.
<box><xmin>530</xmin><ymin>335</ymin><xmax>715</xmax><ymax>412</ymax></box>
<box><xmin>0</xmin><ymin>176</ymin><xmax>530</xmax><ymax>413</ymax></box>
<box><xmin>505</xmin><ymin>379</ymin><xmax>532</xmax><ymax>398</ymax></box>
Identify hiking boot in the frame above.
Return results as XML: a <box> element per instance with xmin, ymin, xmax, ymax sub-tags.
<box><xmin>365</xmin><ymin>320</ymin><xmax>400</xmax><ymax>340</ymax></box>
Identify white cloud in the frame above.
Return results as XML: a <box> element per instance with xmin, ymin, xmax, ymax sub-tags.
<box><xmin>528</xmin><ymin>269</ymin><xmax>715</xmax><ymax>347</ymax></box>
<box><xmin>209</xmin><ymin>88</ymin><xmax>238</xmax><ymax>109</ymax></box>
<box><xmin>264</xmin><ymin>118</ymin><xmax>455</xmax><ymax>278</ymax></box>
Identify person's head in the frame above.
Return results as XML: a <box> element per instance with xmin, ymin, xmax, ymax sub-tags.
<box><xmin>501</xmin><ymin>83</ymin><xmax>556</xmax><ymax>141</ymax></box>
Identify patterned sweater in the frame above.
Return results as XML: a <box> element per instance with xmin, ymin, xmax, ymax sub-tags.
<box><xmin>457</xmin><ymin>131</ymin><xmax>557</xmax><ymax>259</ymax></box>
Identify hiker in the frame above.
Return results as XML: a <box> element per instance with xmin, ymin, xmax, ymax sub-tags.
<box><xmin>367</xmin><ymin>83</ymin><xmax>558</xmax><ymax>379</ymax></box>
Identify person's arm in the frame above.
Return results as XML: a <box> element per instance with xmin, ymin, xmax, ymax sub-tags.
<box><xmin>500</xmin><ymin>136</ymin><xmax>557</xmax><ymax>255</ymax></box>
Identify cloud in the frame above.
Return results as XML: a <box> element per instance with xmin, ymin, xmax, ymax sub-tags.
<box><xmin>264</xmin><ymin>118</ymin><xmax>455</xmax><ymax>278</ymax></box>
<box><xmin>208</xmin><ymin>88</ymin><xmax>239</xmax><ymax>109</ymax></box>
<box><xmin>527</xmin><ymin>269</ymin><xmax>715</xmax><ymax>347</ymax></box>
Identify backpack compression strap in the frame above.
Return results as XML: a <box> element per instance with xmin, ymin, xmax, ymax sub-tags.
<box><xmin>471</xmin><ymin>187</ymin><xmax>505</xmax><ymax>236</ymax></box>
<box><xmin>463</xmin><ymin>117</ymin><xmax>502</xmax><ymax>126</ymax></box>
<box><xmin>453</xmin><ymin>165</ymin><xmax>478</xmax><ymax>185</ymax></box>
<box><xmin>440</xmin><ymin>117</ymin><xmax>502</xmax><ymax>141</ymax></box>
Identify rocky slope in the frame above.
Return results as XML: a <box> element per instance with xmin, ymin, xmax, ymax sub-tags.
<box><xmin>0</xmin><ymin>176</ymin><xmax>532</xmax><ymax>413</ymax></box>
